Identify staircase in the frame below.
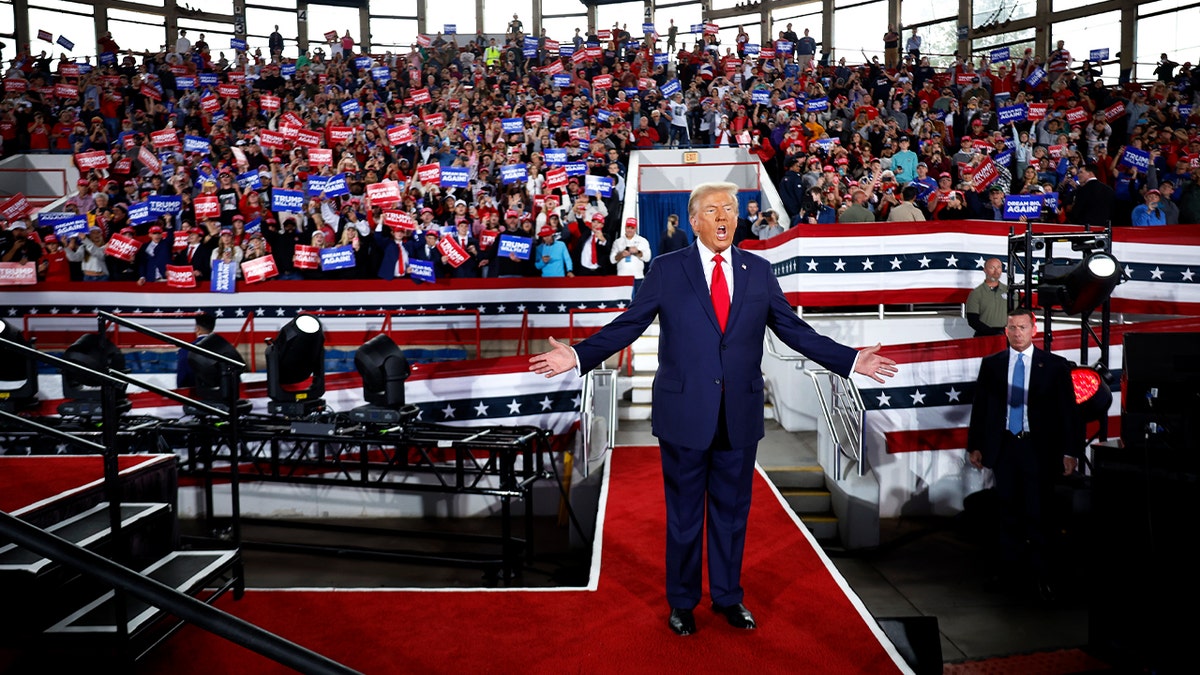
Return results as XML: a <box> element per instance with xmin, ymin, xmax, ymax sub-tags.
<box><xmin>0</xmin><ymin>458</ymin><xmax>241</xmax><ymax>671</ymax></box>
<box><xmin>615</xmin><ymin>322</ymin><xmax>840</xmax><ymax>542</ymax></box>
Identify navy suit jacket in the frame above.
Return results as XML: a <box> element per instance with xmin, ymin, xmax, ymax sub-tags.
<box><xmin>967</xmin><ymin>346</ymin><xmax>1079</xmax><ymax>470</ymax></box>
<box><xmin>574</xmin><ymin>243</ymin><xmax>857</xmax><ymax>449</ymax></box>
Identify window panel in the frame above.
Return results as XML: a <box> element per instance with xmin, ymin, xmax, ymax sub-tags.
<box><xmin>0</xmin><ymin>1</ymin><xmax>13</xmax><ymax>35</ymax></box>
<box><xmin>655</xmin><ymin>2</ymin><xmax>703</xmax><ymax>35</ymax></box>
<box><xmin>182</xmin><ymin>0</ymin><xmax>232</xmax><ymax>13</ymax></box>
<box><xmin>426</xmin><ymin>4</ymin><xmax>476</xmax><ymax>38</ymax></box>
<box><xmin>368</xmin><ymin>18</ymin><xmax>418</xmax><ymax>50</ymax></box>
<box><xmin>484</xmin><ymin>1</ymin><xmax>531</xmax><ymax>35</ymax></box>
<box><xmin>307</xmin><ymin>4</ymin><xmax>359</xmax><ymax>45</ymax></box>
<box><xmin>833</xmin><ymin>1</ymin><xmax>887</xmax><ymax>63</ymax></box>
<box><xmin>1135</xmin><ymin>14</ymin><xmax>1194</xmax><ymax>82</ymax></box>
<box><xmin>1051</xmin><ymin>11</ymin><xmax>1120</xmax><ymax>64</ymax></box>
<box><xmin>109</xmin><ymin>19</ymin><xmax>166</xmax><ymax>54</ymax></box>
<box><xmin>596</xmin><ymin>2</ymin><xmax>643</xmax><ymax>35</ymax></box>
<box><xmin>246</xmin><ymin>8</ymin><xmax>297</xmax><ymax>39</ymax></box>
<box><xmin>28</xmin><ymin>0</ymin><xmax>92</xmax><ymax>14</ymax></box>
<box><xmin>117</xmin><ymin>0</ymin><xmax>164</xmax><ymax>6</ymax></box>
<box><xmin>542</xmin><ymin>17</ymin><xmax>587</xmax><ymax>45</ymax></box>
<box><xmin>916</xmin><ymin>19</ymin><xmax>960</xmax><ymax>68</ymax></box>
<box><xmin>368</xmin><ymin>0</ymin><xmax>416</xmax><ymax>16</ymax></box>
<box><xmin>27</xmin><ymin>8</ymin><xmax>94</xmax><ymax>57</ymax></box>
<box><xmin>1139</xmin><ymin>0</ymin><xmax>1199</xmax><ymax>16</ymax></box>
<box><xmin>972</xmin><ymin>0</ymin><xmax>1037</xmax><ymax>26</ymax></box>
<box><xmin>903</xmin><ymin>0</ymin><xmax>955</xmax><ymax>26</ymax></box>
<box><xmin>248</xmin><ymin>0</ymin><xmax>297</xmax><ymax>8</ymax></box>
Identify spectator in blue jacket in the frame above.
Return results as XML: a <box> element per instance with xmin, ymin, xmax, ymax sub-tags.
<box><xmin>1131</xmin><ymin>189</ymin><xmax>1167</xmax><ymax>226</ymax></box>
<box><xmin>535</xmin><ymin>225</ymin><xmax>573</xmax><ymax>277</ymax></box>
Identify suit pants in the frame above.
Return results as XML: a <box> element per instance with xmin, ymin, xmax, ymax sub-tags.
<box><xmin>659</xmin><ymin>402</ymin><xmax>758</xmax><ymax>609</ymax></box>
<box><xmin>992</xmin><ymin>433</ymin><xmax>1055</xmax><ymax>575</ymax></box>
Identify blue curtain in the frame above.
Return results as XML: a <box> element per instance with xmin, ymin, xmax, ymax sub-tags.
<box><xmin>638</xmin><ymin>190</ymin><xmax>761</xmax><ymax>259</ymax></box>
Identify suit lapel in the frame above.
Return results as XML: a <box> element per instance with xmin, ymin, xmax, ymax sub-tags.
<box><xmin>683</xmin><ymin>244</ymin><xmax>724</xmax><ymax>334</ymax></box>
<box><xmin>725</xmin><ymin>247</ymin><xmax>751</xmax><ymax>331</ymax></box>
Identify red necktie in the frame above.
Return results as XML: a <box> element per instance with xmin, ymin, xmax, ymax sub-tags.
<box><xmin>711</xmin><ymin>254</ymin><xmax>729</xmax><ymax>332</ymax></box>
<box><xmin>590</xmin><ymin>235</ymin><xmax>597</xmax><ymax>266</ymax></box>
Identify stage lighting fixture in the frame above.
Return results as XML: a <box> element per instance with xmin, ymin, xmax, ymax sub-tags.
<box><xmin>1039</xmin><ymin>252</ymin><xmax>1121</xmax><ymax>316</ymax></box>
<box><xmin>266</xmin><ymin>314</ymin><xmax>326</xmax><ymax>416</ymax></box>
<box><xmin>184</xmin><ymin>333</ymin><xmax>251</xmax><ymax>416</ymax></box>
<box><xmin>349</xmin><ymin>334</ymin><xmax>418</xmax><ymax>425</ymax></box>
<box><xmin>57</xmin><ymin>332</ymin><xmax>129</xmax><ymax>417</ymax></box>
<box><xmin>0</xmin><ymin>320</ymin><xmax>39</xmax><ymax>411</ymax></box>
<box><xmin>1072</xmin><ymin>365</ymin><xmax>1113</xmax><ymax>424</ymax></box>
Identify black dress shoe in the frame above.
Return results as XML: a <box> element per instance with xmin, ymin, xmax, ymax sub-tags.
<box><xmin>712</xmin><ymin>602</ymin><xmax>756</xmax><ymax>629</ymax></box>
<box><xmin>668</xmin><ymin>608</ymin><xmax>696</xmax><ymax>636</ymax></box>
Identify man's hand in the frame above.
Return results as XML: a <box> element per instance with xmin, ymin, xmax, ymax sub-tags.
<box><xmin>854</xmin><ymin>343</ymin><xmax>898</xmax><ymax>383</ymax></box>
<box><xmin>1063</xmin><ymin>455</ymin><xmax>1078</xmax><ymax>476</ymax></box>
<box><xmin>968</xmin><ymin>450</ymin><xmax>983</xmax><ymax>469</ymax></box>
<box><xmin>529</xmin><ymin>336</ymin><xmax>576</xmax><ymax>378</ymax></box>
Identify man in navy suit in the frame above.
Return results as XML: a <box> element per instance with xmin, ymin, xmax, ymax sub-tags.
<box><xmin>530</xmin><ymin>182</ymin><xmax>897</xmax><ymax>635</ymax></box>
<box><xmin>967</xmin><ymin>308</ymin><xmax>1079</xmax><ymax>598</ymax></box>
<box><xmin>136</xmin><ymin>225</ymin><xmax>174</xmax><ymax>285</ymax></box>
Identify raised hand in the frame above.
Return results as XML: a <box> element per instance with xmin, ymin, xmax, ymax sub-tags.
<box><xmin>854</xmin><ymin>343</ymin><xmax>898</xmax><ymax>383</ymax></box>
<box><xmin>528</xmin><ymin>336</ymin><xmax>576</xmax><ymax>378</ymax></box>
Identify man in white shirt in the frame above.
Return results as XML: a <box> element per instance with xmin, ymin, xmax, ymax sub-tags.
<box><xmin>175</xmin><ymin>29</ymin><xmax>191</xmax><ymax>56</ymax></box>
<box><xmin>668</xmin><ymin>93</ymin><xmax>691</xmax><ymax>149</ymax></box>
<box><xmin>610</xmin><ymin>217</ymin><xmax>651</xmax><ymax>280</ymax></box>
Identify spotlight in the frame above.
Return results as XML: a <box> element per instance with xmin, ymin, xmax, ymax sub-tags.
<box><xmin>1072</xmin><ymin>364</ymin><xmax>1113</xmax><ymax>423</ymax></box>
<box><xmin>349</xmin><ymin>334</ymin><xmax>418</xmax><ymax>425</ymax></box>
<box><xmin>184</xmin><ymin>333</ymin><xmax>251</xmax><ymax>416</ymax></box>
<box><xmin>58</xmin><ymin>332</ymin><xmax>129</xmax><ymax>417</ymax></box>
<box><xmin>0</xmin><ymin>320</ymin><xmax>39</xmax><ymax>411</ymax></box>
<box><xmin>266</xmin><ymin>314</ymin><xmax>326</xmax><ymax>417</ymax></box>
<box><xmin>1039</xmin><ymin>252</ymin><xmax>1121</xmax><ymax>316</ymax></box>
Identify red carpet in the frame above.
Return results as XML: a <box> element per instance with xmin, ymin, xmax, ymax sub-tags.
<box><xmin>137</xmin><ymin>447</ymin><xmax>906</xmax><ymax>674</ymax></box>
<box><xmin>0</xmin><ymin>455</ymin><xmax>168</xmax><ymax>514</ymax></box>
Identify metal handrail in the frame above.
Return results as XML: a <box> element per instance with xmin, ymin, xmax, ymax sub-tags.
<box><xmin>0</xmin><ymin>512</ymin><xmax>358</xmax><ymax>675</ymax></box>
<box><xmin>805</xmin><ymin>369</ymin><xmax>867</xmax><ymax>480</ymax></box>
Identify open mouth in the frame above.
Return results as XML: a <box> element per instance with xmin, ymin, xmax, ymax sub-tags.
<box><xmin>715</xmin><ymin>224</ymin><xmax>729</xmax><ymax>240</ymax></box>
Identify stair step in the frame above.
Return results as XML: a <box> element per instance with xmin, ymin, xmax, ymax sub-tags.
<box><xmin>0</xmin><ymin>503</ymin><xmax>170</xmax><ymax>576</ymax></box>
<box><xmin>780</xmin><ymin>488</ymin><xmax>831</xmax><ymax>513</ymax></box>
<box><xmin>799</xmin><ymin>515</ymin><xmax>839</xmax><ymax>541</ymax></box>
<box><xmin>765</xmin><ymin>466</ymin><xmax>826</xmax><ymax>489</ymax></box>
<box><xmin>46</xmin><ymin>550</ymin><xmax>237</xmax><ymax>635</ymax></box>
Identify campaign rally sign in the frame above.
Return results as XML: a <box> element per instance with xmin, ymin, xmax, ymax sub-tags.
<box><xmin>545</xmin><ymin>167</ymin><xmax>568</xmax><ymax>191</ymax></box>
<box><xmin>340</xmin><ymin>99</ymin><xmax>361</xmax><ymax>117</ymax></box>
<box><xmin>231</xmin><ymin>38</ymin><xmax>247</xmax><ymax>51</ymax></box>
<box><xmin>1103</xmin><ymin>101</ymin><xmax>1126</xmax><ymax>122</ymax></box>
<box><xmin>272</xmin><ymin>189</ymin><xmax>306</xmax><ymax>212</ymax></box>
<box><xmin>552</xmin><ymin>73</ymin><xmax>572</xmax><ymax>88</ymax></box>
<box><xmin>1025</xmin><ymin>67</ymin><xmax>1046</xmax><ymax>87</ymax></box>
<box><xmin>585</xmin><ymin>175</ymin><xmax>613</xmax><ymax>197</ymax></box>
<box><xmin>75</xmin><ymin>151</ymin><xmax>109</xmax><ymax>170</ymax></box>
<box><xmin>1004</xmin><ymin>194</ymin><xmax>1042</xmax><ymax>220</ymax></box>
<box><xmin>409</xmin><ymin>259</ymin><xmax>435</xmax><ymax>283</ymax></box>
<box><xmin>307</xmin><ymin>148</ymin><xmax>333</xmax><ymax>167</ymax></box>
<box><xmin>183</xmin><ymin>135</ymin><xmax>211</xmax><ymax>154</ymax></box>
<box><xmin>382</xmin><ymin>210</ymin><xmax>416</xmax><ymax>230</ymax></box>
<box><xmin>660</xmin><ymin>79</ymin><xmax>682</xmax><ymax>98</ymax></box>
<box><xmin>327</xmin><ymin>126</ymin><xmax>355</xmax><ymax>144</ymax></box>
<box><xmin>280</xmin><ymin>63</ymin><xmax>297</xmax><ymax>78</ymax></box>
<box><xmin>128</xmin><ymin>201</ymin><xmax>155</xmax><ymax>226</ymax></box>
<box><xmin>440</xmin><ymin>167</ymin><xmax>470</xmax><ymax>188</ymax></box>
<box><xmin>525</xmin><ymin>110</ymin><xmax>544</xmax><ymax>125</ymax></box>
<box><xmin>241</xmin><ymin>255</ymin><xmax>278</xmax><ymax>284</ymax></box>
<box><xmin>565</xmin><ymin>161</ymin><xmax>588</xmax><ymax>177</ymax></box>
<box><xmin>593</xmin><ymin>74</ymin><xmax>612</xmax><ymax>90</ymax></box>
<box><xmin>497</xmin><ymin>234</ymin><xmax>532</xmax><ymax>260</ymax></box>
<box><xmin>293</xmin><ymin>245</ymin><xmax>320</xmax><ymax>270</ymax></box>
<box><xmin>1042</xmin><ymin>192</ymin><xmax>1059</xmax><ymax>211</ymax></box>
<box><xmin>970</xmin><ymin>157</ymin><xmax>1000</xmax><ymax>191</ymax></box>
<box><xmin>210</xmin><ymin>260</ymin><xmax>237</xmax><ymax>294</ymax></box>
<box><xmin>309</xmin><ymin>173</ymin><xmax>350</xmax><ymax>198</ymax></box>
<box><xmin>244</xmin><ymin>218</ymin><xmax>261</xmax><ymax>235</ymax></box>
<box><xmin>1047</xmin><ymin>144</ymin><xmax>1067</xmax><ymax>159</ymax></box>
<box><xmin>42</xmin><ymin>213</ymin><xmax>89</xmax><ymax>240</ymax></box>
<box><xmin>197</xmin><ymin>73</ymin><xmax>218</xmax><ymax>87</ymax></box>
<box><xmin>997</xmin><ymin>104</ymin><xmax>1027</xmax><ymax>124</ymax></box>
<box><xmin>501</xmin><ymin>117</ymin><xmax>524</xmax><ymax>134</ymax></box>
<box><xmin>411</xmin><ymin>88</ymin><xmax>432</xmax><ymax>105</ymax></box>
<box><xmin>166</xmin><ymin>265</ymin><xmax>196</xmax><ymax>288</ymax></box>
<box><xmin>744</xmin><ymin>44</ymin><xmax>760</xmax><ymax>56</ymax></box>
<box><xmin>596</xmin><ymin>109</ymin><xmax>611</xmax><ymax>123</ymax></box>
<box><xmin>1119</xmin><ymin>146</ymin><xmax>1151</xmax><ymax>172</ymax></box>
<box><xmin>367</xmin><ymin>181</ymin><xmax>402</xmax><ymax>205</ymax></box>
<box><xmin>444</xmin><ymin>24</ymin><xmax>456</xmax><ymax>35</ymax></box>
<box><xmin>654</xmin><ymin>52</ymin><xmax>669</xmax><ymax>67</ymax></box>
<box><xmin>417</xmin><ymin>163</ymin><xmax>441</xmax><ymax>184</ymax></box>
<box><xmin>559</xmin><ymin>45</ymin><xmax>575</xmax><ymax>58</ymax></box>
<box><xmin>319</xmin><ymin>245</ymin><xmax>356</xmax><ymax>271</ymax></box>
<box><xmin>54</xmin><ymin>83</ymin><xmax>78</xmax><ymax>99</ymax></box>
<box><xmin>149</xmin><ymin>195</ymin><xmax>182</xmax><ymax>219</ymax></box>
<box><xmin>0</xmin><ymin>262</ymin><xmax>36</xmax><ymax>286</ymax></box>
<box><xmin>806</xmin><ymin>97</ymin><xmax>829</xmax><ymax>112</ymax></box>
<box><xmin>105</xmin><ymin>233</ymin><xmax>141</xmax><ymax>262</ymax></box>
<box><xmin>422</xmin><ymin>113</ymin><xmax>445</xmax><ymax>129</ymax></box>
<box><xmin>1180</xmin><ymin>104</ymin><xmax>1193</xmax><ymax>118</ymax></box>
<box><xmin>776</xmin><ymin>39</ymin><xmax>792</xmax><ymax>53</ymax></box>
<box><xmin>436</xmin><ymin>236</ymin><xmax>470</xmax><ymax>268</ymax></box>
<box><xmin>258</xmin><ymin>129</ymin><xmax>288</xmax><ymax>149</ymax></box>
<box><xmin>176</xmin><ymin>76</ymin><xmax>196</xmax><ymax>90</ymax></box>
<box><xmin>994</xmin><ymin>149</ymin><xmax>1013</xmax><ymax>168</ymax></box>
<box><xmin>990</xmin><ymin>47</ymin><xmax>1010</xmax><ymax>63</ymax></box>
<box><xmin>193</xmin><ymin>195</ymin><xmax>219</xmax><ymax>221</ymax></box>
<box><xmin>1027</xmin><ymin>103</ymin><xmax>1049</xmax><ymax>122</ymax></box>
<box><xmin>1064</xmin><ymin>106</ymin><xmax>1089</xmax><ymax>126</ymax></box>
<box><xmin>750</xmin><ymin>89</ymin><xmax>770</xmax><ymax>105</ymax></box>
<box><xmin>386</xmin><ymin>125</ymin><xmax>413</xmax><ymax>146</ymax></box>
<box><xmin>259</xmin><ymin>93</ymin><xmax>280</xmax><ymax>111</ymax></box>
<box><xmin>500</xmin><ymin>163</ymin><xmax>527</xmax><ymax>184</ymax></box>
<box><xmin>372</xmin><ymin>66</ymin><xmax>390</xmax><ymax>82</ymax></box>
<box><xmin>544</xmin><ymin>148</ymin><xmax>568</xmax><ymax>165</ymax></box>
<box><xmin>1090</xmin><ymin>48</ymin><xmax>1109</xmax><ymax>62</ymax></box>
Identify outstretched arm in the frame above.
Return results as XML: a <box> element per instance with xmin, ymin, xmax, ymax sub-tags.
<box><xmin>529</xmin><ymin>336</ymin><xmax>577</xmax><ymax>378</ymax></box>
<box><xmin>854</xmin><ymin>343</ymin><xmax>898</xmax><ymax>383</ymax></box>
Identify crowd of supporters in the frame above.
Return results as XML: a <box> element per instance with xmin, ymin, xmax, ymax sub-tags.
<box><xmin>0</xmin><ymin>18</ymin><xmax>1197</xmax><ymax>285</ymax></box>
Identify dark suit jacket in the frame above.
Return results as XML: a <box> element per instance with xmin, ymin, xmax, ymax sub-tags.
<box><xmin>1069</xmin><ymin>178</ymin><xmax>1115</xmax><ymax>229</ymax></box>
<box><xmin>967</xmin><ymin>346</ymin><xmax>1079</xmax><ymax>471</ymax></box>
<box><xmin>574</xmin><ymin>244</ymin><xmax>857</xmax><ymax>449</ymax></box>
